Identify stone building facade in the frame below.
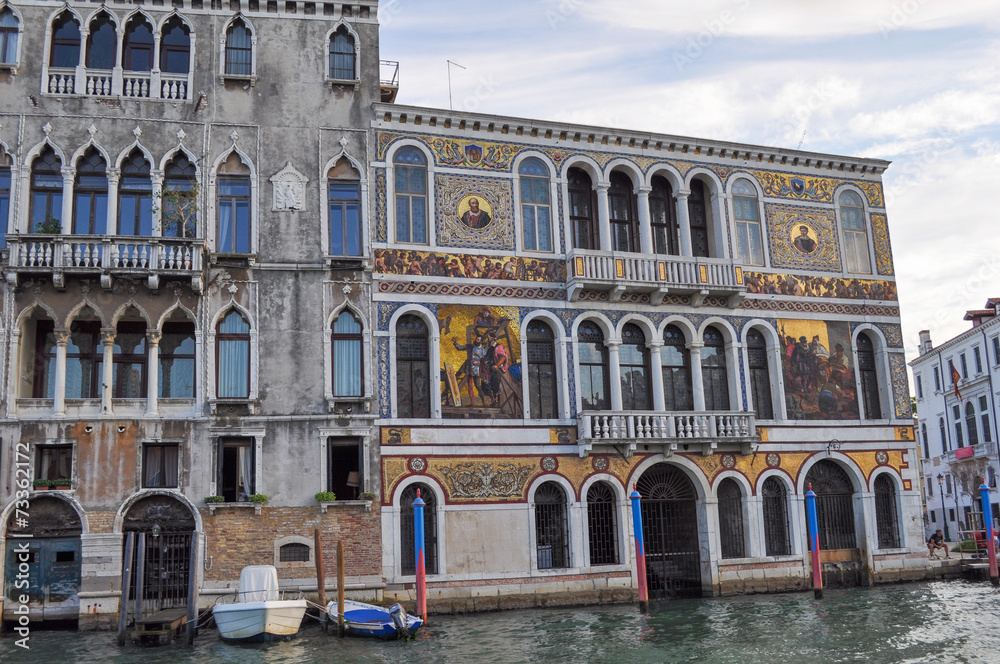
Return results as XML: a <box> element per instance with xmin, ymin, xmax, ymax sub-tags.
<box><xmin>0</xmin><ymin>0</ymin><xmax>386</xmax><ymax>628</ymax></box>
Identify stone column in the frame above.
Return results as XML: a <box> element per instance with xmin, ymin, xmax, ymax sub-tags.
<box><xmin>101</xmin><ymin>328</ymin><xmax>116</xmax><ymax>414</ymax></box>
<box><xmin>688</xmin><ymin>341</ymin><xmax>705</xmax><ymax>411</ymax></box>
<box><xmin>146</xmin><ymin>330</ymin><xmax>161</xmax><ymax>415</ymax></box>
<box><xmin>606</xmin><ymin>340</ymin><xmax>622</xmax><ymax>411</ymax></box>
<box><xmin>105</xmin><ymin>168</ymin><xmax>121</xmax><ymax>236</ymax></box>
<box><xmin>53</xmin><ymin>328</ymin><xmax>70</xmax><ymax>418</ymax></box>
<box><xmin>649</xmin><ymin>341</ymin><xmax>665</xmax><ymax>412</ymax></box>
<box><xmin>637</xmin><ymin>185</ymin><xmax>654</xmax><ymax>254</ymax></box>
<box><xmin>60</xmin><ymin>169</ymin><xmax>75</xmax><ymax>234</ymax></box>
<box><xmin>595</xmin><ymin>182</ymin><xmax>612</xmax><ymax>252</ymax></box>
<box><xmin>151</xmin><ymin>169</ymin><xmax>164</xmax><ymax>237</ymax></box>
<box><xmin>675</xmin><ymin>189</ymin><xmax>693</xmax><ymax>257</ymax></box>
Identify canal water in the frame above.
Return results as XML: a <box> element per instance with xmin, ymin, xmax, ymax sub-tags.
<box><xmin>3</xmin><ymin>581</ymin><xmax>1000</xmax><ymax>663</ymax></box>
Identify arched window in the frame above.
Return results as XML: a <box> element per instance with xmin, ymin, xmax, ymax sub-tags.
<box><xmin>609</xmin><ymin>171</ymin><xmax>638</xmax><ymax>253</ymax></box>
<box><xmin>401</xmin><ymin>484</ymin><xmax>438</xmax><ymax>575</ymax></box>
<box><xmin>112</xmin><ymin>316</ymin><xmax>147</xmax><ymax>398</ymax></box>
<box><xmin>0</xmin><ymin>152</ymin><xmax>10</xmax><ymax>248</ymax></box>
<box><xmin>160</xmin><ymin>17</ymin><xmax>191</xmax><ymax>74</ymax></box>
<box><xmin>587</xmin><ymin>481</ymin><xmax>619</xmax><ymax>565</ymax></box>
<box><xmin>30</xmin><ymin>147</ymin><xmax>63</xmax><ymax>233</ymax></box>
<box><xmin>328</xmin><ymin>158</ymin><xmax>361</xmax><ymax>256</ymax></box>
<box><xmin>393</xmin><ymin>147</ymin><xmax>428</xmax><ymax>245</ymax></box>
<box><xmin>966</xmin><ymin>402</ymin><xmax>979</xmax><ymax>445</ymax></box>
<box><xmin>717</xmin><ymin>478</ymin><xmax>746</xmax><ymax>558</ymax></box>
<box><xmin>805</xmin><ymin>460</ymin><xmax>857</xmax><ymax>549</ymax></box>
<box><xmin>732</xmin><ymin>178</ymin><xmax>763</xmax><ymax>265</ymax></box>
<box><xmin>921</xmin><ymin>423</ymin><xmax>929</xmax><ymax>458</ymax></box>
<box><xmin>939</xmin><ymin>417</ymin><xmax>948</xmax><ymax>453</ymax></box>
<box><xmin>216</xmin><ymin>310</ymin><xmax>250</xmax><ymax>399</ymax></box>
<box><xmin>568</xmin><ymin>167</ymin><xmax>597</xmax><ymax>250</ymax></box>
<box><xmin>123</xmin><ymin>16</ymin><xmax>154</xmax><ymax>72</ymax></box>
<box><xmin>163</xmin><ymin>152</ymin><xmax>197</xmax><ymax>238</ymax></box>
<box><xmin>526</xmin><ymin>320</ymin><xmax>558</xmax><ymax>419</ymax></box>
<box><xmin>118</xmin><ymin>149</ymin><xmax>153</xmax><ymax>236</ymax></box>
<box><xmin>0</xmin><ymin>7</ymin><xmax>19</xmax><ymax>65</ymax></box>
<box><xmin>857</xmin><ymin>332</ymin><xmax>881</xmax><ymax>419</ymax></box>
<box><xmin>73</xmin><ymin>148</ymin><xmax>108</xmax><ymax>235</ymax></box>
<box><xmin>953</xmin><ymin>404</ymin><xmax>964</xmax><ymax>448</ymax></box>
<box><xmin>619</xmin><ymin>323</ymin><xmax>650</xmax><ymax>411</ymax></box>
<box><xmin>662</xmin><ymin>324</ymin><xmax>692</xmax><ymax>411</ymax></box>
<box><xmin>216</xmin><ymin>156</ymin><xmax>251</xmax><ymax>254</ymax></box>
<box><xmin>396</xmin><ymin>314</ymin><xmax>430</xmax><ymax>418</ymax></box>
<box><xmin>874</xmin><ymin>474</ymin><xmax>900</xmax><ymax>549</ymax></box>
<box><xmin>31</xmin><ymin>317</ymin><xmax>58</xmax><ymax>398</ymax></box>
<box><xmin>86</xmin><ymin>12</ymin><xmax>116</xmax><ymax>70</ymax></box>
<box><xmin>649</xmin><ymin>175</ymin><xmax>678</xmax><ymax>255</ymax></box>
<box><xmin>332</xmin><ymin>311</ymin><xmax>363</xmax><ymax>397</ymax></box>
<box><xmin>328</xmin><ymin>27</ymin><xmax>355</xmax><ymax>80</ymax></box>
<box><xmin>702</xmin><ymin>326</ymin><xmax>730</xmax><ymax>411</ymax></box>
<box><xmin>535</xmin><ymin>482</ymin><xmax>569</xmax><ymax>569</ymax></box>
<box><xmin>747</xmin><ymin>328</ymin><xmax>773</xmax><ymax>419</ymax></box>
<box><xmin>225</xmin><ymin>18</ymin><xmax>253</xmax><ymax>76</ymax></box>
<box><xmin>577</xmin><ymin>321</ymin><xmax>609</xmax><ymax>411</ymax></box>
<box><xmin>50</xmin><ymin>12</ymin><xmax>81</xmax><ymax>69</ymax></box>
<box><xmin>761</xmin><ymin>477</ymin><xmax>790</xmax><ymax>556</ymax></box>
<box><xmin>840</xmin><ymin>190</ymin><xmax>870</xmax><ymax>273</ymax></box>
<box><xmin>519</xmin><ymin>158</ymin><xmax>552</xmax><ymax>252</ymax></box>
<box><xmin>65</xmin><ymin>318</ymin><xmax>102</xmax><ymax>398</ymax></box>
<box><xmin>159</xmin><ymin>317</ymin><xmax>195</xmax><ymax>398</ymax></box>
<box><xmin>688</xmin><ymin>179</ymin><xmax>710</xmax><ymax>258</ymax></box>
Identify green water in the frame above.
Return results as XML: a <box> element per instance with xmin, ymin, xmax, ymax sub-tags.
<box><xmin>3</xmin><ymin>581</ymin><xmax>999</xmax><ymax>663</ymax></box>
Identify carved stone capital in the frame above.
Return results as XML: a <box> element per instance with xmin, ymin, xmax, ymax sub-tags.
<box><xmin>146</xmin><ymin>330</ymin><xmax>162</xmax><ymax>345</ymax></box>
<box><xmin>101</xmin><ymin>328</ymin><xmax>117</xmax><ymax>345</ymax></box>
<box><xmin>53</xmin><ymin>328</ymin><xmax>71</xmax><ymax>345</ymax></box>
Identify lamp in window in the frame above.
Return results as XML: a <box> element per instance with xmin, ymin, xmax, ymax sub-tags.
<box><xmin>346</xmin><ymin>471</ymin><xmax>360</xmax><ymax>498</ymax></box>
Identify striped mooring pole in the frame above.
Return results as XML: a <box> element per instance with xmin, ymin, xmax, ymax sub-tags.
<box><xmin>806</xmin><ymin>482</ymin><xmax>823</xmax><ymax>599</ymax></box>
<box><xmin>413</xmin><ymin>488</ymin><xmax>428</xmax><ymax>622</ymax></box>
<box><xmin>979</xmin><ymin>478</ymin><xmax>999</xmax><ymax>587</ymax></box>
<box><xmin>630</xmin><ymin>484</ymin><xmax>649</xmax><ymax>611</ymax></box>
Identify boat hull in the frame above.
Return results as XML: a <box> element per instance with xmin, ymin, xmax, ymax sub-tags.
<box><xmin>326</xmin><ymin>600</ymin><xmax>423</xmax><ymax>639</ymax></box>
<box><xmin>213</xmin><ymin>599</ymin><xmax>308</xmax><ymax>642</ymax></box>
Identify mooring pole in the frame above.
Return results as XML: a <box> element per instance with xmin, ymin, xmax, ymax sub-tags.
<box><xmin>979</xmin><ymin>478</ymin><xmax>999</xmax><ymax>587</ymax></box>
<box><xmin>337</xmin><ymin>540</ymin><xmax>346</xmax><ymax>638</ymax></box>
<box><xmin>117</xmin><ymin>531</ymin><xmax>135</xmax><ymax>646</ymax></box>
<box><xmin>134</xmin><ymin>533</ymin><xmax>145</xmax><ymax>626</ymax></box>
<box><xmin>186</xmin><ymin>534</ymin><xmax>198</xmax><ymax>645</ymax></box>
<box><xmin>413</xmin><ymin>488</ymin><xmax>428</xmax><ymax>624</ymax></box>
<box><xmin>630</xmin><ymin>484</ymin><xmax>649</xmax><ymax>611</ymax></box>
<box><xmin>314</xmin><ymin>529</ymin><xmax>328</xmax><ymax>630</ymax></box>
<box><xmin>806</xmin><ymin>483</ymin><xmax>823</xmax><ymax>599</ymax></box>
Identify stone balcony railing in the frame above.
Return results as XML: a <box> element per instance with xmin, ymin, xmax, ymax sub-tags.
<box><xmin>6</xmin><ymin>235</ymin><xmax>204</xmax><ymax>291</ymax></box>
<box><xmin>577</xmin><ymin>410</ymin><xmax>756</xmax><ymax>457</ymax></box>
<box><xmin>45</xmin><ymin>66</ymin><xmax>192</xmax><ymax>102</ymax></box>
<box><xmin>947</xmin><ymin>442</ymin><xmax>994</xmax><ymax>464</ymax></box>
<box><xmin>566</xmin><ymin>249</ymin><xmax>746</xmax><ymax>307</ymax></box>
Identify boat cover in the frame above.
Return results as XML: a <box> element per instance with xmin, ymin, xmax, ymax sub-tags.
<box><xmin>238</xmin><ymin>565</ymin><xmax>280</xmax><ymax>602</ymax></box>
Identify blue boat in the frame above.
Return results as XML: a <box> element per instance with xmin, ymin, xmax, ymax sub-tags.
<box><xmin>325</xmin><ymin>599</ymin><xmax>423</xmax><ymax>639</ymax></box>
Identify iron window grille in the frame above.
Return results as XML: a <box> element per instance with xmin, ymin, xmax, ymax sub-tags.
<box><xmin>717</xmin><ymin>478</ymin><xmax>746</xmax><ymax>558</ymax></box>
<box><xmin>873</xmin><ymin>474</ymin><xmax>900</xmax><ymax>549</ymax></box>
<box><xmin>400</xmin><ymin>483</ymin><xmax>438</xmax><ymax>575</ymax></box>
<box><xmin>396</xmin><ymin>315</ymin><xmax>430</xmax><ymax>418</ymax></box>
<box><xmin>279</xmin><ymin>543</ymin><xmax>311</xmax><ymax>563</ymax></box>
<box><xmin>587</xmin><ymin>481</ymin><xmax>619</xmax><ymax>565</ymax></box>
<box><xmin>805</xmin><ymin>460</ymin><xmax>857</xmax><ymax>550</ymax></box>
<box><xmin>761</xmin><ymin>477</ymin><xmax>791</xmax><ymax>556</ymax></box>
<box><xmin>535</xmin><ymin>482</ymin><xmax>569</xmax><ymax>569</ymax></box>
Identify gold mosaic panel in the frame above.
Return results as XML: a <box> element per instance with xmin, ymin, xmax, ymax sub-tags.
<box><xmin>843</xmin><ymin>450</ymin><xmax>905</xmax><ymax>483</ymax></box>
<box><xmin>871</xmin><ymin>213</ymin><xmax>894</xmax><ymax>276</ymax></box>
<box><xmin>766</xmin><ymin>204</ymin><xmax>842</xmax><ymax>272</ymax></box>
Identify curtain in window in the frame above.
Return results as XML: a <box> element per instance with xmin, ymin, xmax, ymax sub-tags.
<box><xmin>218</xmin><ymin>311</ymin><xmax>250</xmax><ymax>398</ymax></box>
<box><xmin>238</xmin><ymin>445</ymin><xmax>253</xmax><ymax>500</ymax></box>
<box><xmin>333</xmin><ymin>312</ymin><xmax>362</xmax><ymax>397</ymax></box>
<box><xmin>0</xmin><ymin>8</ymin><xmax>19</xmax><ymax>65</ymax></box>
<box><xmin>225</xmin><ymin>20</ymin><xmax>252</xmax><ymax>76</ymax></box>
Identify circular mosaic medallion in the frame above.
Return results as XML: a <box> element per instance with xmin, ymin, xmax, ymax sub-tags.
<box><xmin>592</xmin><ymin>456</ymin><xmax>609</xmax><ymax>472</ymax></box>
<box><xmin>541</xmin><ymin>456</ymin><xmax>558</xmax><ymax>472</ymax></box>
<box><xmin>766</xmin><ymin>453</ymin><xmax>780</xmax><ymax>468</ymax></box>
<box><xmin>721</xmin><ymin>454</ymin><xmax>737</xmax><ymax>469</ymax></box>
<box><xmin>875</xmin><ymin>451</ymin><xmax>889</xmax><ymax>465</ymax></box>
<box><xmin>408</xmin><ymin>457</ymin><xmax>427</xmax><ymax>473</ymax></box>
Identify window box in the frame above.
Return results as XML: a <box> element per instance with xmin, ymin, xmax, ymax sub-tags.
<box><xmin>318</xmin><ymin>499</ymin><xmax>373</xmax><ymax>514</ymax></box>
<box><xmin>207</xmin><ymin>501</ymin><xmax>262</xmax><ymax>516</ymax></box>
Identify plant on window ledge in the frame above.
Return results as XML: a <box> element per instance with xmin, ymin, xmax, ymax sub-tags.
<box><xmin>52</xmin><ymin>478</ymin><xmax>72</xmax><ymax>490</ymax></box>
<box><xmin>156</xmin><ymin>184</ymin><xmax>199</xmax><ymax>239</ymax></box>
<box><xmin>33</xmin><ymin>479</ymin><xmax>54</xmax><ymax>489</ymax></box>
<box><xmin>315</xmin><ymin>491</ymin><xmax>337</xmax><ymax>502</ymax></box>
<box><xmin>359</xmin><ymin>491</ymin><xmax>376</xmax><ymax>501</ymax></box>
<box><xmin>249</xmin><ymin>493</ymin><xmax>268</xmax><ymax>505</ymax></box>
<box><xmin>33</xmin><ymin>215</ymin><xmax>63</xmax><ymax>234</ymax></box>
<box><xmin>205</xmin><ymin>495</ymin><xmax>225</xmax><ymax>504</ymax></box>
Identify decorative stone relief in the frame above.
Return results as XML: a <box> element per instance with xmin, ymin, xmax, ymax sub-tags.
<box><xmin>438</xmin><ymin>461</ymin><xmax>534</xmax><ymax>499</ymax></box>
<box><xmin>270</xmin><ymin>162</ymin><xmax>309</xmax><ymax>211</ymax></box>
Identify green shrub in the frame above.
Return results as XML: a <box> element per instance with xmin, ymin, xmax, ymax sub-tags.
<box><xmin>952</xmin><ymin>540</ymin><xmax>981</xmax><ymax>552</ymax></box>
<box><xmin>359</xmin><ymin>491</ymin><xmax>377</xmax><ymax>501</ymax></box>
<box><xmin>315</xmin><ymin>491</ymin><xmax>337</xmax><ymax>502</ymax></box>
<box><xmin>205</xmin><ymin>495</ymin><xmax>225</xmax><ymax>504</ymax></box>
<box><xmin>249</xmin><ymin>494</ymin><xmax>268</xmax><ymax>505</ymax></box>
<box><xmin>33</xmin><ymin>478</ymin><xmax>53</xmax><ymax>488</ymax></box>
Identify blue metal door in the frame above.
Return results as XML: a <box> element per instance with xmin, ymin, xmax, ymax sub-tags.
<box><xmin>4</xmin><ymin>537</ymin><xmax>81</xmax><ymax>622</ymax></box>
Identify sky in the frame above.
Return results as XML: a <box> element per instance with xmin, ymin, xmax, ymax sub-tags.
<box><xmin>379</xmin><ymin>0</ymin><xmax>1000</xmax><ymax>367</ymax></box>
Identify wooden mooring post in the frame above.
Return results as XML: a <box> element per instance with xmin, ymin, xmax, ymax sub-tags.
<box><xmin>337</xmin><ymin>540</ymin><xmax>346</xmax><ymax>637</ymax></box>
<box><xmin>186</xmin><ymin>535</ymin><xmax>198</xmax><ymax>645</ymax></box>
<box><xmin>134</xmin><ymin>533</ymin><xmax>145</xmax><ymax>627</ymax></box>
<box><xmin>117</xmin><ymin>532</ymin><xmax>135</xmax><ymax>646</ymax></box>
<box><xmin>314</xmin><ymin>529</ymin><xmax>328</xmax><ymax>631</ymax></box>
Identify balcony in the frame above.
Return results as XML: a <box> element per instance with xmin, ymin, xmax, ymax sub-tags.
<box><xmin>947</xmin><ymin>442</ymin><xmax>994</xmax><ymax>464</ymax></box>
<box><xmin>45</xmin><ymin>66</ymin><xmax>192</xmax><ymax>102</ymax></box>
<box><xmin>577</xmin><ymin>410</ymin><xmax>756</xmax><ymax>457</ymax></box>
<box><xmin>380</xmin><ymin>60</ymin><xmax>400</xmax><ymax>103</ymax></box>
<box><xmin>6</xmin><ymin>235</ymin><xmax>204</xmax><ymax>292</ymax></box>
<box><xmin>566</xmin><ymin>249</ymin><xmax>746</xmax><ymax>307</ymax></box>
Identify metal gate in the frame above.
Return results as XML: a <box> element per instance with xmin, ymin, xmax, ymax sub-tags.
<box><xmin>401</xmin><ymin>483</ymin><xmax>438</xmax><ymax>575</ymax></box>
<box><xmin>637</xmin><ymin>464</ymin><xmax>702</xmax><ymax>598</ymax></box>
<box><xmin>126</xmin><ymin>531</ymin><xmax>192</xmax><ymax>615</ymax></box>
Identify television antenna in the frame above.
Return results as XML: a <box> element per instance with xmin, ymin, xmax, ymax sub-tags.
<box><xmin>447</xmin><ymin>60</ymin><xmax>466</xmax><ymax>111</ymax></box>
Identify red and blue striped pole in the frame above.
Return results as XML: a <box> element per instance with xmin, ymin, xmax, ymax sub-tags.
<box><xmin>413</xmin><ymin>489</ymin><xmax>428</xmax><ymax>622</ymax></box>
<box><xmin>978</xmin><ymin>478</ymin><xmax>999</xmax><ymax>587</ymax></box>
<box><xmin>805</xmin><ymin>482</ymin><xmax>823</xmax><ymax>599</ymax></box>
<box><xmin>630</xmin><ymin>483</ymin><xmax>649</xmax><ymax>611</ymax></box>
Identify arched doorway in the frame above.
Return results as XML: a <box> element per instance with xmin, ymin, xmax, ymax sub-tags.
<box><xmin>637</xmin><ymin>463</ymin><xmax>702</xmax><ymax>598</ymax></box>
<box><xmin>804</xmin><ymin>460</ymin><xmax>857</xmax><ymax>550</ymax></box>
<box><xmin>400</xmin><ymin>483</ymin><xmax>438</xmax><ymax>575</ymax></box>
<box><xmin>121</xmin><ymin>495</ymin><xmax>196</xmax><ymax>616</ymax></box>
<box><xmin>3</xmin><ymin>496</ymin><xmax>83</xmax><ymax>624</ymax></box>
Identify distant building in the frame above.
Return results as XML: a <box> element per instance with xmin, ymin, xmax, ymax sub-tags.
<box><xmin>910</xmin><ymin>302</ymin><xmax>1000</xmax><ymax>542</ymax></box>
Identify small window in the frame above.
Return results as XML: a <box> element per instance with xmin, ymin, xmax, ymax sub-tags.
<box><xmin>225</xmin><ymin>18</ymin><xmax>253</xmax><ymax>76</ymax></box>
<box><xmin>926</xmin><ymin>475</ymin><xmax>933</xmax><ymax>497</ymax></box>
<box><xmin>702</xmin><ymin>326</ymin><xmax>730</xmax><ymax>411</ymax></box>
<box><xmin>980</xmin><ymin>395</ymin><xmax>992</xmax><ymax>444</ymax></box>
<box><xmin>35</xmin><ymin>445</ymin><xmax>73</xmax><ymax>481</ymax></box>
<box><xmin>939</xmin><ymin>417</ymin><xmax>947</xmax><ymax>452</ymax></box>
<box><xmin>953</xmin><ymin>405</ymin><xmax>964</xmax><ymax>448</ymax></box>
<box><xmin>916</xmin><ymin>375</ymin><xmax>923</xmax><ymax>399</ymax></box>
<box><xmin>217</xmin><ymin>176</ymin><xmax>251</xmax><ymax>253</ymax></box>
<box><xmin>332</xmin><ymin>311</ymin><xmax>363</xmax><ymax>397</ymax></box>
<box><xmin>393</xmin><ymin>147</ymin><xmax>427</xmax><ymax>244</ymax></box>
<box><xmin>55</xmin><ymin>551</ymin><xmax>75</xmax><ymax>563</ymax></box>
<box><xmin>143</xmin><ymin>443</ymin><xmax>179</xmax><ymax>488</ymax></box>
<box><xmin>50</xmin><ymin>12</ymin><xmax>81</xmax><ymax>69</ymax></box>
<box><xmin>160</xmin><ymin>17</ymin><xmax>191</xmax><ymax>74</ymax></box>
<box><xmin>993</xmin><ymin>337</ymin><xmax>1000</xmax><ymax>366</ymax></box>
<box><xmin>279</xmin><ymin>543</ymin><xmax>310</xmax><ymax>562</ymax></box>
<box><xmin>974</xmin><ymin>346</ymin><xmax>983</xmax><ymax>374</ymax></box>
<box><xmin>73</xmin><ymin>148</ymin><xmax>109</xmax><ymax>235</ymax></box>
<box><xmin>990</xmin><ymin>467</ymin><xmax>997</xmax><ymax>489</ymax></box>
<box><xmin>732</xmin><ymin>178</ymin><xmax>763</xmax><ymax>265</ymax></box>
<box><xmin>123</xmin><ymin>16</ymin><xmax>154</xmax><ymax>72</ymax></box>
<box><xmin>839</xmin><ymin>190</ymin><xmax>870</xmax><ymax>273</ymax></box>
<box><xmin>519</xmin><ymin>158</ymin><xmax>552</xmax><ymax>252</ymax></box>
<box><xmin>921</xmin><ymin>423</ymin><xmax>929</xmax><ymax>458</ymax></box>
<box><xmin>960</xmin><ymin>353</ymin><xmax>969</xmax><ymax>380</ymax></box>
<box><xmin>327</xmin><ymin>437</ymin><xmax>361</xmax><ymax>499</ymax></box>
<box><xmin>218</xmin><ymin>437</ymin><xmax>254</xmax><ymax>502</ymax></box>
<box><xmin>966</xmin><ymin>402</ymin><xmax>979</xmax><ymax>445</ymax></box>
<box><xmin>933</xmin><ymin>366</ymin><xmax>941</xmax><ymax>392</ymax></box>
<box><xmin>0</xmin><ymin>7</ymin><xmax>20</xmax><ymax>65</ymax></box>
<box><xmin>328</xmin><ymin>27</ymin><xmax>355</xmax><ymax>80</ymax></box>
<box><xmin>217</xmin><ymin>310</ymin><xmax>251</xmax><ymax>399</ymax></box>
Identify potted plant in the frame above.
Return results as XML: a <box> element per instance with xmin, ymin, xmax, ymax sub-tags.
<box><xmin>52</xmin><ymin>478</ymin><xmax>72</xmax><ymax>490</ymax></box>
<box><xmin>32</xmin><ymin>478</ymin><xmax>53</xmax><ymax>490</ymax></box>
<box><xmin>249</xmin><ymin>494</ymin><xmax>268</xmax><ymax>506</ymax></box>
<box><xmin>205</xmin><ymin>495</ymin><xmax>225</xmax><ymax>504</ymax></box>
<box><xmin>315</xmin><ymin>491</ymin><xmax>337</xmax><ymax>503</ymax></box>
<box><xmin>359</xmin><ymin>491</ymin><xmax>377</xmax><ymax>502</ymax></box>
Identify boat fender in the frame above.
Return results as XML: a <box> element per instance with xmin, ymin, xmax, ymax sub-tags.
<box><xmin>388</xmin><ymin>603</ymin><xmax>409</xmax><ymax>639</ymax></box>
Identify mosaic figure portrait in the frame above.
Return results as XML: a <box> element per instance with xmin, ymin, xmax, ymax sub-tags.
<box><xmin>778</xmin><ymin>319</ymin><xmax>859</xmax><ymax>420</ymax></box>
<box><xmin>458</xmin><ymin>195</ymin><xmax>493</xmax><ymax>230</ymax></box>
<box><xmin>438</xmin><ymin>304</ymin><xmax>523</xmax><ymax>419</ymax></box>
<box><xmin>791</xmin><ymin>224</ymin><xmax>818</xmax><ymax>254</ymax></box>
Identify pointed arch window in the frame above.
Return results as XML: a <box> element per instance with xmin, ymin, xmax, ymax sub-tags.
<box><xmin>216</xmin><ymin>310</ymin><xmax>251</xmax><ymax>399</ymax></box>
<box><xmin>31</xmin><ymin>147</ymin><xmax>63</xmax><ymax>233</ymax></box>
<box><xmin>32</xmin><ymin>319</ymin><xmax>58</xmax><ymax>398</ymax></box>
<box><xmin>50</xmin><ymin>12</ymin><xmax>81</xmax><ymax>69</ymax></box>
<box><xmin>688</xmin><ymin>179</ymin><xmax>710</xmax><ymax>258</ymax></box>
<box><xmin>702</xmin><ymin>326</ymin><xmax>730</xmax><ymax>411</ymax></box>
<box><xmin>840</xmin><ymin>190</ymin><xmax>870</xmax><ymax>274</ymax></box>
<box><xmin>328</xmin><ymin>159</ymin><xmax>361</xmax><ymax>256</ymax></box>
<box><xmin>535</xmin><ymin>482</ymin><xmax>569</xmax><ymax>569</ymax></box>
<box><xmin>0</xmin><ymin>153</ymin><xmax>10</xmax><ymax>248</ymax></box>
<box><xmin>216</xmin><ymin>156</ymin><xmax>251</xmax><ymax>254</ymax></box>
<box><xmin>332</xmin><ymin>310</ymin><xmax>363</xmax><ymax>397</ymax></box>
<box><xmin>717</xmin><ymin>478</ymin><xmax>746</xmax><ymax>558</ymax></box>
<box><xmin>401</xmin><ymin>484</ymin><xmax>438</xmax><ymax>575</ymax></box>
<box><xmin>118</xmin><ymin>150</ymin><xmax>153</xmax><ymax>236</ymax></box>
<box><xmin>225</xmin><ymin>18</ymin><xmax>253</xmax><ymax>76</ymax></box>
<box><xmin>662</xmin><ymin>324</ymin><xmax>692</xmax><ymax>411</ymax></box>
<box><xmin>112</xmin><ymin>319</ymin><xmax>147</xmax><ymax>398</ymax></box>
<box><xmin>123</xmin><ymin>16</ymin><xmax>154</xmax><ymax>72</ymax></box>
<box><xmin>329</xmin><ymin>27</ymin><xmax>355</xmax><ymax>80</ymax></box>
<box><xmin>73</xmin><ymin>148</ymin><xmax>108</xmax><ymax>235</ymax></box>
<box><xmin>650</xmin><ymin>175</ymin><xmax>678</xmax><ymax>255</ymax></box>
<box><xmin>396</xmin><ymin>314</ymin><xmax>430</xmax><ymax>418</ymax></box>
<box><xmin>747</xmin><ymin>328</ymin><xmax>773</xmax><ymax>419</ymax></box>
<box><xmin>163</xmin><ymin>152</ymin><xmax>197</xmax><ymax>238</ymax></box>
<box><xmin>519</xmin><ymin>158</ymin><xmax>552</xmax><ymax>252</ymax></box>
<box><xmin>762</xmin><ymin>477</ymin><xmax>790</xmax><ymax>556</ymax></box>
<box><xmin>857</xmin><ymin>332</ymin><xmax>881</xmax><ymax>419</ymax></box>
<box><xmin>160</xmin><ymin>17</ymin><xmax>191</xmax><ymax>74</ymax></box>
<box><xmin>587</xmin><ymin>481</ymin><xmax>619</xmax><ymax>565</ymax></box>
<box><xmin>966</xmin><ymin>402</ymin><xmax>979</xmax><ymax>445</ymax></box>
<box><xmin>568</xmin><ymin>167</ymin><xmax>597</xmax><ymax>250</ymax></box>
<box><xmin>578</xmin><ymin>321</ymin><xmax>609</xmax><ymax>411</ymax></box>
<box><xmin>86</xmin><ymin>13</ymin><xmax>116</xmax><ymax>70</ymax></box>
<box><xmin>393</xmin><ymin>147</ymin><xmax>428</xmax><ymax>245</ymax></box>
<box><xmin>159</xmin><ymin>319</ymin><xmax>195</xmax><ymax>398</ymax></box>
<box><xmin>0</xmin><ymin>7</ymin><xmax>19</xmax><ymax>65</ymax></box>
<box><xmin>65</xmin><ymin>320</ymin><xmax>102</xmax><ymax>399</ymax></box>
<box><xmin>874</xmin><ymin>474</ymin><xmax>900</xmax><ymax>549</ymax></box>
<box><xmin>526</xmin><ymin>320</ymin><xmax>558</xmax><ymax>420</ymax></box>
<box><xmin>619</xmin><ymin>323</ymin><xmax>650</xmax><ymax>411</ymax></box>
<box><xmin>609</xmin><ymin>171</ymin><xmax>638</xmax><ymax>253</ymax></box>
<box><xmin>732</xmin><ymin>178</ymin><xmax>763</xmax><ymax>265</ymax></box>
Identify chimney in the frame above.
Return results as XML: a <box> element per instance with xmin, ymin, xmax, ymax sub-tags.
<box><xmin>918</xmin><ymin>330</ymin><xmax>932</xmax><ymax>355</ymax></box>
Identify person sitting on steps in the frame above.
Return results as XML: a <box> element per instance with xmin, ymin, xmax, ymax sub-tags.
<box><xmin>928</xmin><ymin>529</ymin><xmax>950</xmax><ymax>559</ymax></box>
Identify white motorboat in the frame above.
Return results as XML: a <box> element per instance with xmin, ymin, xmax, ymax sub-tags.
<box><xmin>213</xmin><ymin>565</ymin><xmax>308</xmax><ymax>642</ymax></box>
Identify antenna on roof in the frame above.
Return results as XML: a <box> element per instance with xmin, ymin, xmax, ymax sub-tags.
<box><xmin>447</xmin><ymin>60</ymin><xmax>466</xmax><ymax>111</ymax></box>
<box><xmin>797</xmin><ymin>129</ymin><xmax>807</xmax><ymax>150</ymax></box>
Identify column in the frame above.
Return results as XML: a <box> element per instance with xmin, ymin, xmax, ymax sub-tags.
<box><xmin>606</xmin><ymin>340</ymin><xmax>622</xmax><ymax>411</ymax></box>
<box><xmin>688</xmin><ymin>341</ymin><xmax>705</xmax><ymax>411</ymax></box>
<box><xmin>675</xmin><ymin>189</ymin><xmax>693</xmax><ymax>257</ymax></box>
<box><xmin>151</xmin><ymin>169</ymin><xmax>164</xmax><ymax>237</ymax></box>
<box><xmin>637</xmin><ymin>185</ymin><xmax>653</xmax><ymax>254</ymax></box>
<box><xmin>8</xmin><ymin>330</ymin><xmax>21</xmax><ymax>418</ymax></box>
<box><xmin>101</xmin><ymin>328</ymin><xmax>116</xmax><ymax>414</ymax></box>
<box><xmin>53</xmin><ymin>328</ymin><xmax>70</xmax><ymax>418</ymax></box>
<box><xmin>146</xmin><ymin>330</ymin><xmax>161</xmax><ymax>416</ymax></box>
<box><xmin>649</xmin><ymin>341</ymin><xmax>665</xmax><ymax>412</ymax></box>
<box><xmin>595</xmin><ymin>182</ymin><xmax>612</xmax><ymax>252</ymax></box>
<box><xmin>106</xmin><ymin>168</ymin><xmax>120</xmax><ymax>236</ymax></box>
<box><xmin>61</xmin><ymin>169</ymin><xmax>75</xmax><ymax>234</ymax></box>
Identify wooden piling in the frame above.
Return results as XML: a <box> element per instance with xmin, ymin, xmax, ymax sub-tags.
<box><xmin>134</xmin><ymin>533</ymin><xmax>145</xmax><ymax>625</ymax></box>
<box><xmin>186</xmin><ymin>535</ymin><xmax>198</xmax><ymax>645</ymax></box>
<box><xmin>118</xmin><ymin>532</ymin><xmax>135</xmax><ymax>646</ymax></box>
<box><xmin>337</xmin><ymin>540</ymin><xmax>345</xmax><ymax>638</ymax></box>
<box><xmin>314</xmin><ymin>529</ymin><xmax>327</xmax><ymax>631</ymax></box>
